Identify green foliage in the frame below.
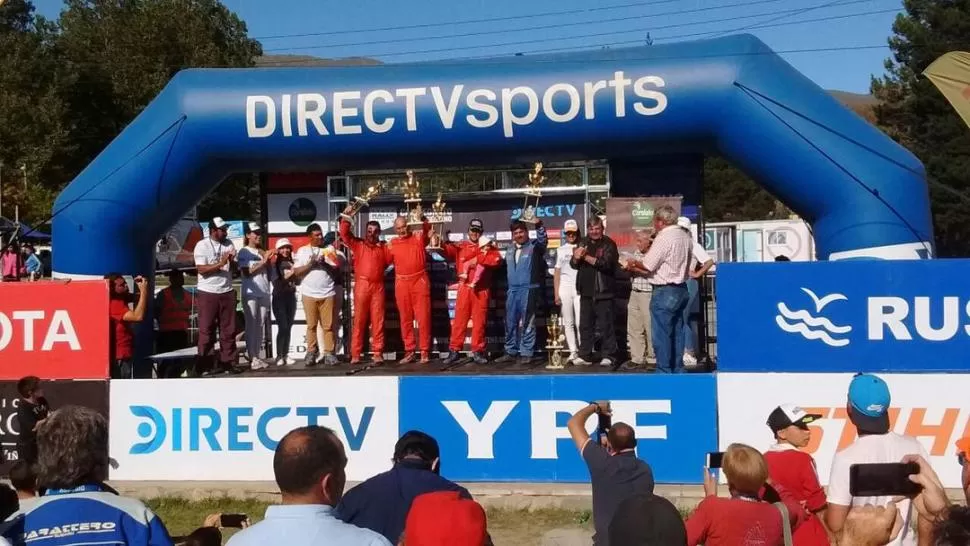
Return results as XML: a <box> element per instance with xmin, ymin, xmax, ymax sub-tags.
<box><xmin>702</xmin><ymin>156</ymin><xmax>782</xmax><ymax>222</ymax></box>
<box><xmin>871</xmin><ymin>0</ymin><xmax>970</xmax><ymax>257</ymax></box>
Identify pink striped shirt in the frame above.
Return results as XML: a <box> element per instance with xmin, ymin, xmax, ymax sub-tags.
<box><xmin>642</xmin><ymin>225</ymin><xmax>693</xmax><ymax>285</ymax></box>
<box><xmin>0</xmin><ymin>252</ymin><xmax>23</xmax><ymax>278</ymax></box>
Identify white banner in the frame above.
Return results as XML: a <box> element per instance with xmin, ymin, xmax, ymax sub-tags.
<box><xmin>717</xmin><ymin>373</ymin><xmax>970</xmax><ymax>488</ymax></box>
<box><xmin>109</xmin><ymin>377</ymin><xmax>398</xmax><ymax>481</ymax></box>
<box><xmin>267</xmin><ymin>193</ymin><xmax>329</xmax><ymax>234</ymax></box>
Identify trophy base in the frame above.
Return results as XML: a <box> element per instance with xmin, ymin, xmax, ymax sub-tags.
<box><xmin>545</xmin><ymin>348</ymin><xmax>565</xmax><ymax>370</ymax></box>
<box><xmin>521</xmin><ymin>217</ymin><xmax>540</xmax><ymax>225</ymax></box>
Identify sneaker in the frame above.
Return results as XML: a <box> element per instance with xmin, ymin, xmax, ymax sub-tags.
<box><xmin>398</xmin><ymin>352</ymin><xmax>417</xmax><ymax>365</ymax></box>
<box><xmin>573</xmin><ymin>357</ymin><xmax>593</xmax><ymax>367</ymax></box>
<box><xmin>683</xmin><ymin>352</ymin><xmax>698</xmax><ymax>368</ymax></box>
<box><xmin>517</xmin><ymin>356</ymin><xmax>533</xmax><ymax>367</ymax></box>
<box><xmin>440</xmin><ymin>352</ymin><xmax>460</xmax><ymax>365</ymax></box>
<box><xmin>420</xmin><ymin>352</ymin><xmax>431</xmax><ymax>364</ymax></box>
<box><xmin>303</xmin><ymin>351</ymin><xmax>319</xmax><ymax>367</ymax></box>
<box><xmin>322</xmin><ymin>354</ymin><xmax>339</xmax><ymax>367</ymax></box>
<box><xmin>599</xmin><ymin>358</ymin><xmax>613</xmax><ymax>367</ymax></box>
<box><xmin>494</xmin><ymin>354</ymin><xmax>517</xmax><ymax>364</ymax></box>
<box><xmin>250</xmin><ymin>359</ymin><xmax>270</xmax><ymax>370</ymax></box>
<box><xmin>471</xmin><ymin>352</ymin><xmax>488</xmax><ymax>365</ymax></box>
<box><xmin>285</xmin><ymin>356</ymin><xmax>298</xmax><ymax>366</ymax></box>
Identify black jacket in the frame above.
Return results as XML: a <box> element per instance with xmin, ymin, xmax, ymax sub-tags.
<box><xmin>570</xmin><ymin>235</ymin><xmax>619</xmax><ymax>299</ymax></box>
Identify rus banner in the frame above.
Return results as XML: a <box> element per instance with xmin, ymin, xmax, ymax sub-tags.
<box><xmin>605</xmin><ymin>196</ymin><xmax>683</xmax><ymax>254</ymax></box>
<box><xmin>0</xmin><ymin>281</ymin><xmax>110</xmax><ymax>380</ymax></box>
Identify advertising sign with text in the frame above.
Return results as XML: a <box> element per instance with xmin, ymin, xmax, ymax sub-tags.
<box><xmin>0</xmin><ymin>281</ymin><xmax>109</xmax><ymax>379</ymax></box>
<box><xmin>109</xmin><ymin>377</ymin><xmax>398</xmax><ymax>481</ymax></box>
<box><xmin>399</xmin><ymin>374</ymin><xmax>716</xmax><ymax>483</ymax></box>
<box><xmin>718</xmin><ymin>373</ymin><xmax>970</xmax><ymax>488</ymax></box>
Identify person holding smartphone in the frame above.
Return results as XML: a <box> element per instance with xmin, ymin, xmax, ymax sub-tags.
<box><xmin>106</xmin><ymin>273</ymin><xmax>149</xmax><ymax>379</ymax></box>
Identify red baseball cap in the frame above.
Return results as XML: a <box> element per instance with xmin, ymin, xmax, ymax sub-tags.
<box><xmin>404</xmin><ymin>491</ymin><xmax>487</xmax><ymax>546</ymax></box>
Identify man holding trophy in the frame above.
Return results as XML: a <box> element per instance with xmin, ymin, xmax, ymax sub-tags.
<box><xmin>338</xmin><ymin>185</ymin><xmax>388</xmax><ymax>366</ymax></box>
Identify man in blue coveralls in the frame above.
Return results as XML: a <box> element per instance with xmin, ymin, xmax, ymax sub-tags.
<box><xmin>496</xmin><ymin>219</ymin><xmax>547</xmax><ymax>366</ymax></box>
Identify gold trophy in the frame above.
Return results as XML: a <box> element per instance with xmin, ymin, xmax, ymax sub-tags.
<box><xmin>427</xmin><ymin>192</ymin><xmax>449</xmax><ymax>250</ymax></box>
<box><xmin>402</xmin><ymin>170</ymin><xmax>425</xmax><ymax>230</ymax></box>
<box><xmin>340</xmin><ymin>183</ymin><xmax>382</xmax><ymax>222</ymax></box>
<box><xmin>520</xmin><ymin>162</ymin><xmax>545</xmax><ymax>225</ymax></box>
<box><xmin>545</xmin><ymin>313</ymin><xmax>566</xmax><ymax>370</ymax></box>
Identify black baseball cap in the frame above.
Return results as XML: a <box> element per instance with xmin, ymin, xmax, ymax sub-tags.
<box><xmin>468</xmin><ymin>219</ymin><xmax>484</xmax><ymax>232</ymax></box>
<box><xmin>767</xmin><ymin>404</ymin><xmax>823</xmax><ymax>433</ymax></box>
<box><xmin>608</xmin><ymin>494</ymin><xmax>687</xmax><ymax>546</ymax></box>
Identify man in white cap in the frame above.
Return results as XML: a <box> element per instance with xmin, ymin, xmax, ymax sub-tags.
<box><xmin>676</xmin><ymin>217</ymin><xmax>714</xmax><ymax>368</ymax></box>
<box><xmin>237</xmin><ymin>221</ymin><xmax>276</xmax><ymax>369</ymax></box>
<box><xmin>554</xmin><ymin>219</ymin><xmax>582</xmax><ymax>363</ymax></box>
<box><xmin>193</xmin><ymin>216</ymin><xmax>238</xmax><ymax>375</ymax></box>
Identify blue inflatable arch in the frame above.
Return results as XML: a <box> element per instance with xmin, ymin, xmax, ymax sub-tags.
<box><xmin>53</xmin><ymin>34</ymin><xmax>933</xmax><ymax>276</ymax></box>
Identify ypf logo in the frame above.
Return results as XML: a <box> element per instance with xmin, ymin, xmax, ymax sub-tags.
<box><xmin>129</xmin><ymin>406</ymin><xmax>166</xmax><ymax>455</ymax></box>
<box><xmin>288</xmin><ymin>198</ymin><xmax>317</xmax><ymax>227</ymax></box>
<box><xmin>775</xmin><ymin>287</ymin><xmax>852</xmax><ymax>347</ymax></box>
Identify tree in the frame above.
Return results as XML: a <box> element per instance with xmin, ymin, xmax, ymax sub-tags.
<box><xmin>702</xmin><ymin>156</ymin><xmax>779</xmax><ymax>222</ymax></box>
<box><xmin>871</xmin><ymin>0</ymin><xmax>970</xmax><ymax>257</ymax></box>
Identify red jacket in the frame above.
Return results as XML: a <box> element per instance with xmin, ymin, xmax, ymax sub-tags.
<box><xmin>386</xmin><ymin>222</ymin><xmax>431</xmax><ymax>277</ymax></box>
<box><xmin>442</xmin><ymin>241</ymin><xmax>502</xmax><ymax>289</ymax></box>
<box><xmin>339</xmin><ymin>219</ymin><xmax>389</xmax><ymax>281</ymax></box>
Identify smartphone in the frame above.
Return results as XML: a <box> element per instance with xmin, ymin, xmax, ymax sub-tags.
<box><xmin>707</xmin><ymin>451</ymin><xmax>724</xmax><ymax>469</ymax></box>
<box><xmin>597</xmin><ymin>412</ymin><xmax>612</xmax><ymax>434</ymax></box>
<box><xmin>849</xmin><ymin>463</ymin><xmax>922</xmax><ymax>497</ymax></box>
<box><xmin>220</xmin><ymin>514</ymin><xmax>249</xmax><ymax>528</ymax></box>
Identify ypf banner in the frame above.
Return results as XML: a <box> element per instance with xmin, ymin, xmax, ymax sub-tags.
<box><xmin>605</xmin><ymin>196</ymin><xmax>682</xmax><ymax>254</ymax></box>
<box><xmin>0</xmin><ymin>281</ymin><xmax>109</xmax><ymax>379</ymax></box>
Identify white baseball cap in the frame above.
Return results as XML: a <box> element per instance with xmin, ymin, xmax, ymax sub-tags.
<box><xmin>210</xmin><ymin>216</ymin><xmax>229</xmax><ymax>230</ymax></box>
<box><xmin>247</xmin><ymin>221</ymin><xmax>262</xmax><ymax>233</ymax></box>
<box><xmin>275</xmin><ymin>238</ymin><xmax>292</xmax><ymax>250</ymax></box>
<box><xmin>563</xmin><ymin>219</ymin><xmax>579</xmax><ymax>233</ymax></box>
<box><xmin>478</xmin><ymin>236</ymin><xmax>492</xmax><ymax>248</ymax></box>
<box><xmin>677</xmin><ymin>216</ymin><xmax>691</xmax><ymax>229</ymax></box>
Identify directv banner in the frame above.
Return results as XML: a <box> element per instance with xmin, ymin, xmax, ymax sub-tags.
<box><xmin>399</xmin><ymin>374</ymin><xmax>716</xmax><ymax>483</ymax></box>
<box><xmin>716</xmin><ymin>260</ymin><xmax>970</xmax><ymax>372</ymax></box>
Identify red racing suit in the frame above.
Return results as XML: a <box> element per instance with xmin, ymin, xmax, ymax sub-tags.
<box><xmin>441</xmin><ymin>241</ymin><xmax>502</xmax><ymax>353</ymax></box>
<box><xmin>339</xmin><ymin>219</ymin><xmax>389</xmax><ymax>361</ymax></box>
<box><xmin>386</xmin><ymin>222</ymin><xmax>432</xmax><ymax>354</ymax></box>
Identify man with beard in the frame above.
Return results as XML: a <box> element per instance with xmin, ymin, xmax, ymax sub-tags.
<box><xmin>293</xmin><ymin>223</ymin><xmax>344</xmax><ymax>367</ymax></box>
<box><xmin>339</xmin><ymin>209</ymin><xmax>390</xmax><ymax>365</ymax></box>
<box><xmin>386</xmin><ymin>216</ymin><xmax>432</xmax><ymax>365</ymax></box>
<box><xmin>433</xmin><ymin>219</ymin><xmax>502</xmax><ymax>366</ymax></box>
<box><xmin>193</xmin><ymin>216</ymin><xmax>237</xmax><ymax>375</ymax></box>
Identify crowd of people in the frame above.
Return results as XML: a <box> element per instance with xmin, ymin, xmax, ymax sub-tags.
<box><xmin>0</xmin><ymin>242</ymin><xmax>43</xmax><ymax>282</ymax></box>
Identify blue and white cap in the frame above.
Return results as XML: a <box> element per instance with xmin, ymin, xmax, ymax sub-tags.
<box><xmin>848</xmin><ymin>373</ymin><xmax>891</xmax><ymax>433</ymax></box>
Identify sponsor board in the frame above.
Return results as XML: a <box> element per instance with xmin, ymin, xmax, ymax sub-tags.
<box><xmin>267</xmin><ymin>193</ymin><xmax>330</xmax><ymax>234</ymax></box>
<box><xmin>717</xmin><ymin>373</ymin><xmax>970</xmax><ymax>488</ymax></box>
<box><xmin>109</xmin><ymin>377</ymin><xmax>397</xmax><ymax>481</ymax></box>
<box><xmin>0</xmin><ymin>281</ymin><xmax>109</xmax><ymax>379</ymax></box>
<box><xmin>399</xmin><ymin>374</ymin><xmax>716</xmax><ymax>483</ymax></box>
<box><xmin>717</xmin><ymin>260</ymin><xmax>970</xmax><ymax>372</ymax></box>
<box><xmin>605</xmin><ymin>197</ymin><xmax>683</xmax><ymax>254</ymax></box>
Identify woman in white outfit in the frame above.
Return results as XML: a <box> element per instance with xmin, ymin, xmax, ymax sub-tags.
<box><xmin>237</xmin><ymin>222</ymin><xmax>275</xmax><ymax>370</ymax></box>
<box><xmin>554</xmin><ymin>219</ymin><xmax>582</xmax><ymax>363</ymax></box>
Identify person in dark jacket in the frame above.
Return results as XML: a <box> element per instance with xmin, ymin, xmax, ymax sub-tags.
<box><xmin>570</xmin><ymin>216</ymin><xmax>619</xmax><ymax>367</ymax></box>
<box><xmin>496</xmin><ymin>219</ymin><xmax>548</xmax><ymax>366</ymax></box>
<box><xmin>335</xmin><ymin>431</ymin><xmax>470</xmax><ymax>544</ymax></box>
<box><xmin>15</xmin><ymin>376</ymin><xmax>49</xmax><ymax>464</ymax></box>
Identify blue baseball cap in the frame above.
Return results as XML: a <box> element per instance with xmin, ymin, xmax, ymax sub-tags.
<box><xmin>847</xmin><ymin>373</ymin><xmax>891</xmax><ymax>433</ymax></box>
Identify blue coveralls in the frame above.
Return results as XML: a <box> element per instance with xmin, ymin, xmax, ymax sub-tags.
<box><xmin>504</xmin><ymin>225</ymin><xmax>548</xmax><ymax>357</ymax></box>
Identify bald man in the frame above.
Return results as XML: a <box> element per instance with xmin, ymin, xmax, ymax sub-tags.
<box><xmin>385</xmin><ymin>215</ymin><xmax>432</xmax><ymax>364</ymax></box>
<box><xmin>567</xmin><ymin>402</ymin><xmax>655</xmax><ymax>546</ymax></box>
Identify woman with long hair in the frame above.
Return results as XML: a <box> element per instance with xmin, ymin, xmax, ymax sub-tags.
<box><xmin>270</xmin><ymin>239</ymin><xmax>297</xmax><ymax>365</ymax></box>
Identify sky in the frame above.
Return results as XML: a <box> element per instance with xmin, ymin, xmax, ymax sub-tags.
<box><xmin>32</xmin><ymin>0</ymin><xmax>903</xmax><ymax>94</ymax></box>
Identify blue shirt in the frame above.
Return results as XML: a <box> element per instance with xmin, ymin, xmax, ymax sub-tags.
<box><xmin>227</xmin><ymin>505</ymin><xmax>390</xmax><ymax>546</ymax></box>
<box><xmin>24</xmin><ymin>255</ymin><xmax>40</xmax><ymax>274</ymax></box>
<box><xmin>3</xmin><ymin>485</ymin><xmax>172</xmax><ymax>546</ymax></box>
<box><xmin>335</xmin><ymin>460</ymin><xmax>471</xmax><ymax>543</ymax></box>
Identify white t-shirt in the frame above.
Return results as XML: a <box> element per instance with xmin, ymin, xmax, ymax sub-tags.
<box><xmin>555</xmin><ymin>243</ymin><xmax>578</xmax><ymax>294</ymax></box>
<box><xmin>827</xmin><ymin>433</ymin><xmax>930</xmax><ymax>546</ymax></box>
<box><xmin>193</xmin><ymin>238</ymin><xmax>235</xmax><ymax>294</ymax></box>
<box><xmin>294</xmin><ymin>245</ymin><xmax>339</xmax><ymax>299</ymax></box>
<box><xmin>237</xmin><ymin>246</ymin><xmax>271</xmax><ymax>299</ymax></box>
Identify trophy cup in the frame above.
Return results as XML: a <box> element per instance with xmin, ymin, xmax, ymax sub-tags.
<box><xmin>427</xmin><ymin>192</ymin><xmax>449</xmax><ymax>250</ymax></box>
<box><xmin>545</xmin><ymin>313</ymin><xmax>567</xmax><ymax>370</ymax></box>
<box><xmin>520</xmin><ymin>162</ymin><xmax>545</xmax><ymax>225</ymax></box>
<box><xmin>340</xmin><ymin>183</ymin><xmax>382</xmax><ymax>222</ymax></box>
<box><xmin>402</xmin><ymin>170</ymin><xmax>424</xmax><ymax>231</ymax></box>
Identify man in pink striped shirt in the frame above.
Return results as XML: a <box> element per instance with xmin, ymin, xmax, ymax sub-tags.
<box><xmin>638</xmin><ymin>205</ymin><xmax>693</xmax><ymax>372</ymax></box>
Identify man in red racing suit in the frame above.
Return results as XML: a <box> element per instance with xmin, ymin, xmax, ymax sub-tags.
<box><xmin>434</xmin><ymin>218</ymin><xmax>503</xmax><ymax>365</ymax></box>
<box><xmin>386</xmin><ymin>215</ymin><xmax>432</xmax><ymax>364</ymax></box>
<box><xmin>338</xmin><ymin>209</ymin><xmax>389</xmax><ymax>365</ymax></box>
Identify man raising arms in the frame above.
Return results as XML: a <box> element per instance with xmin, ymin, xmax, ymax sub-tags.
<box><xmin>386</xmin><ymin>215</ymin><xmax>433</xmax><ymax>364</ymax></box>
<box><xmin>339</xmin><ymin>209</ymin><xmax>390</xmax><ymax>365</ymax></box>
<box><xmin>497</xmin><ymin>219</ymin><xmax>548</xmax><ymax>366</ymax></box>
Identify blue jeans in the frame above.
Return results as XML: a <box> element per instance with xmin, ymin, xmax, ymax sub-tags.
<box><xmin>683</xmin><ymin>278</ymin><xmax>700</xmax><ymax>353</ymax></box>
<box><xmin>505</xmin><ymin>286</ymin><xmax>538</xmax><ymax>357</ymax></box>
<box><xmin>650</xmin><ymin>284</ymin><xmax>689</xmax><ymax>372</ymax></box>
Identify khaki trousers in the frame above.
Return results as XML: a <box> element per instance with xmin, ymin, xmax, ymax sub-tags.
<box><xmin>627</xmin><ymin>290</ymin><xmax>655</xmax><ymax>363</ymax></box>
<box><xmin>303</xmin><ymin>295</ymin><xmax>336</xmax><ymax>354</ymax></box>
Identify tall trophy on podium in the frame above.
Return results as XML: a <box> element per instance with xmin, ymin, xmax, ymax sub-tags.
<box><xmin>340</xmin><ymin>183</ymin><xmax>383</xmax><ymax>222</ymax></box>
<box><xmin>427</xmin><ymin>192</ymin><xmax>449</xmax><ymax>250</ymax></box>
<box><xmin>402</xmin><ymin>170</ymin><xmax>424</xmax><ymax>231</ymax></box>
<box><xmin>520</xmin><ymin>162</ymin><xmax>546</xmax><ymax>225</ymax></box>
<box><xmin>545</xmin><ymin>314</ymin><xmax>566</xmax><ymax>370</ymax></box>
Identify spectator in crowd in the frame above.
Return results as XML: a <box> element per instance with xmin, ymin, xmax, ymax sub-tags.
<box><xmin>386</xmin><ymin>216</ymin><xmax>433</xmax><ymax>365</ymax></box>
<box><xmin>228</xmin><ymin>426</ymin><xmax>390</xmax><ymax>546</ymax></box>
<box><xmin>570</xmin><ymin>216</ymin><xmax>620</xmax><ymax>367</ymax></box>
<box><xmin>193</xmin><ymin>216</ymin><xmax>238</xmax><ymax>376</ymax></box>
<box><xmin>686</xmin><ymin>443</ymin><xmax>802</xmax><ymax>546</ymax></box>
<box><xmin>325</xmin><ymin>232</ymin><xmax>350</xmax><ymax>354</ymax></box>
<box><xmin>154</xmin><ymin>269</ymin><xmax>195</xmax><ymax>377</ymax></box>
<box><xmin>956</xmin><ymin>436</ymin><xmax>970</xmax><ymax>504</ymax></box>
<box><xmin>106</xmin><ymin>274</ymin><xmax>149</xmax><ymax>379</ymax></box>
<box><xmin>401</xmin><ymin>491</ymin><xmax>489</xmax><ymax>546</ymax></box>
<box><xmin>5</xmin><ymin>405</ymin><xmax>174</xmax><ymax>546</ymax></box>
<box><xmin>337</xmin><ymin>431</ymin><xmax>470</xmax><ymax>544</ymax></box>
<box><xmin>339</xmin><ymin>212</ymin><xmax>389</xmax><ymax>365</ymax></box>
<box><xmin>763</xmin><ymin>404</ymin><xmax>832</xmax><ymax>546</ymax></box>
<box><xmin>608</xmin><ymin>494</ymin><xmax>687</xmax><ymax>546</ymax></box>
<box><xmin>621</xmin><ymin>230</ymin><xmax>656</xmax><ymax>370</ymax></box>
<box><xmin>293</xmin><ymin>223</ymin><xmax>345</xmax><ymax>367</ymax></box>
<box><xmin>496</xmin><ymin>219</ymin><xmax>547</xmax><ymax>367</ymax></box>
<box><xmin>0</xmin><ymin>242</ymin><xmax>23</xmax><ymax>282</ymax></box>
<box><xmin>15</xmin><ymin>376</ymin><xmax>48</xmax><ymax>464</ymax></box>
<box><xmin>637</xmin><ymin>205</ymin><xmax>693</xmax><ymax>372</ymax></box>
<box><xmin>237</xmin><ymin>222</ymin><xmax>275</xmax><ymax>370</ymax></box>
<box><xmin>554</xmin><ymin>219</ymin><xmax>583</xmax><ymax>364</ymax></box>
<box><xmin>270</xmin><ymin>238</ymin><xmax>298</xmax><ymax>366</ymax></box>
<box><xmin>676</xmin><ymin>217</ymin><xmax>714</xmax><ymax>369</ymax></box>
<box><xmin>8</xmin><ymin>461</ymin><xmax>36</xmax><ymax>504</ymax></box>
<box><xmin>22</xmin><ymin>245</ymin><xmax>40</xmax><ymax>281</ymax></box>
<box><xmin>568</xmin><ymin>401</ymin><xmax>655</xmax><ymax>546</ymax></box>
<box><xmin>171</xmin><ymin>513</ymin><xmax>251</xmax><ymax>546</ymax></box>
<box><xmin>825</xmin><ymin>373</ymin><xmax>930</xmax><ymax>546</ymax></box>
